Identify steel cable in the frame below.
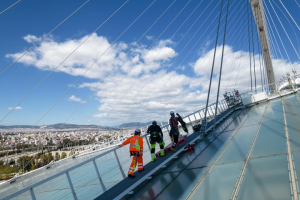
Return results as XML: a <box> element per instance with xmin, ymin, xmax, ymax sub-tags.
<box><xmin>247</xmin><ymin>0</ymin><xmax>253</xmax><ymax>91</ymax></box>
<box><xmin>225</xmin><ymin>2</ymin><xmax>245</xmax><ymax>90</ymax></box>
<box><xmin>201</xmin><ymin>0</ymin><xmax>226</xmax><ymax>136</ymax></box>
<box><xmin>153</xmin><ymin>0</ymin><xmax>245</xmax><ymax>106</ymax></box>
<box><xmin>272</xmin><ymin>0</ymin><xmax>300</xmax><ymax>61</ymax></box>
<box><xmin>0</xmin><ymin>0</ymin><xmax>22</xmax><ymax>15</ymax></box>
<box><xmin>142</xmin><ymin>0</ymin><xmax>241</xmax><ymax>103</ymax></box>
<box><xmin>250</xmin><ymin>5</ymin><xmax>257</xmax><ymax>93</ymax></box>
<box><xmin>212</xmin><ymin>0</ymin><xmax>230</xmax><ymax>134</ymax></box>
<box><xmin>234</xmin><ymin>3</ymin><xmax>248</xmax><ymax>89</ymax></box>
<box><xmin>264</xmin><ymin>3</ymin><xmax>288</xmax><ymax>73</ymax></box>
<box><xmin>268</xmin><ymin>0</ymin><xmax>300</xmax><ymax>59</ymax></box>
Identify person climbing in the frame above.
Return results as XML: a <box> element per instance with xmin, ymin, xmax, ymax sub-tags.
<box><xmin>169</xmin><ymin>111</ymin><xmax>181</xmax><ymax>151</ymax></box>
<box><xmin>119</xmin><ymin>128</ymin><xmax>143</xmax><ymax>178</ymax></box>
<box><xmin>147</xmin><ymin>121</ymin><xmax>165</xmax><ymax>162</ymax></box>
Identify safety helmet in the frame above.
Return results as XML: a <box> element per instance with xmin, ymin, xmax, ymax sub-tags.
<box><xmin>152</xmin><ymin>121</ymin><xmax>157</xmax><ymax>125</ymax></box>
<box><xmin>170</xmin><ymin>111</ymin><xmax>175</xmax><ymax>115</ymax></box>
<box><xmin>135</xmin><ymin>128</ymin><xmax>141</xmax><ymax>135</ymax></box>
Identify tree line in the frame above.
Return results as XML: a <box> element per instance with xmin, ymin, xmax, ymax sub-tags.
<box><xmin>0</xmin><ymin>151</ymin><xmax>74</xmax><ymax>180</ymax></box>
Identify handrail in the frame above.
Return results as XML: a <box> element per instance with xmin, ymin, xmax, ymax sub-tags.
<box><xmin>239</xmin><ymin>73</ymin><xmax>300</xmax><ymax>96</ymax></box>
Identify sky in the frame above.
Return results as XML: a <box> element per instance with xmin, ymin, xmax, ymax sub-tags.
<box><xmin>0</xmin><ymin>0</ymin><xmax>299</xmax><ymax>126</ymax></box>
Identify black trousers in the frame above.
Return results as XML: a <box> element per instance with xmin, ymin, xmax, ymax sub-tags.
<box><xmin>173</xmin><ymin>134</ymin><xmax>179</xmax><ymax>144</ymax></box>
<box><xmin>150</xmin><ymin>136</ymin><xmax>164</xmax><ymax>154</ymax></box>
<box><xmin>170</xmin><ymin>128</ymin><xmax>179</xmax><ymax>147</ymax></box>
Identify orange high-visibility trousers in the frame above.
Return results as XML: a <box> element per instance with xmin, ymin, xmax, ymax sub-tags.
<box><xmin>128</xmin><ymin>152</ymin><xmax>143</xmax><ymax>175</ymax></box>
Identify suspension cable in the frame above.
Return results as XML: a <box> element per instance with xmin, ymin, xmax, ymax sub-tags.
<box><xmin>247</xmin><ymin>0</ymin><xmax>253</xmax><ymax>91</ymax></box>
<box><xmin>225</xmin><ymin>2</ymin><xmax>250</xmax><ymax>91</ymax></box>
<box><xmin>155</xmin><ymin>0</ymin><xmax>245</xmax><ymax>102</ymax></box>
<box><xmin>153</xmin><ymin>0</ymin><xmax>246</xmax><ymax>95</ymax></box>
<box><xmin>202</xmin><ymin>0</ymin><xmax>225</xmax><ymax>135</ymax></box>
<box><xmin>278</xmin><ymin>0</ymin><xmax>300</xmax><ymax>31</ymax></box>
<box><xmin>295</xmin><ymin>0</ymin><xmax>300</xmax><ymax>8</ymax></box>
<box><xmin>255</xmin><ymin>6</ymin><xmax>264</xmax><ymax>91</ymax></box>
<box><xmin>265</xmin><ymin>9</ymin><xmax>283</xmax><ymax>60</ymax></box>
<box><xmin>264</xmin><ymin>2</ymin><xmax>288</xmax><ymax>73</ymax></box>
<box><xmin>212</xmin><ymin>0</ymin><xmax>230</xmax><ymax>135</ymax></box>
<box><xmin>0</xmin><ymin>0</ymin><xmax>92</xmax><ymax>76</ymax></box>
<box><xmin>268</xmin><ymin>0</ymin><xmax>300</xmax><ymax>59</ymax></box>
<box><xmin>160</xmin><ymin>0</ymin><xmax>241</xmax><ymax>79</ymax></box>
<box><xmin>250</xmin><ymin>3</ymin><xmax>257</xmax><ymax>93</ymax></box>
<box><xmin>225</xmin><ymin>7</ymin><xmax>240</xmax><ymax>90</ymax></box>
<box><xmin>272</xmin><ymin>0</ymin><xmax>300</xmax><ymax>60</ymax></box>
<box><xmin>168</xmin><ymin>11</ymin><xmax>248</xmax><ymax>103</ymax></box>
<box><xmin>234</xmin><ymin>4</ymin><xmax>248</xmax><ymax>89</ymax></box>
<box><xmin>263</xmin><ymin>1</ymin><xmax>290</xmax><ymax>62</ymax></box>
<box><xmin>0</xmin><ymin>0</ymin><xmax>22</xmax><ymax>15</ymax></box>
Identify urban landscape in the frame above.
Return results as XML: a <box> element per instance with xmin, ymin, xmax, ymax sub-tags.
<box><xmin>0</xmin><ymin>123</ymin><xmax>141</xmax><ymax>181</ymax></box>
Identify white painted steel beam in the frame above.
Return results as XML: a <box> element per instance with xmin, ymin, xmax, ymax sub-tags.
<box><xmin>250</xmin><ymin>0</ymin><xmax>276</xmax><ymax>92</ymax></box>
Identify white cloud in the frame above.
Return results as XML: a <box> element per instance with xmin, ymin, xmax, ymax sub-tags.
<box><xmin>23</xmin><ymin>35</ymin><xmax>41</xmax><ymax>43</ymax></box>
<box><xmin>7</xmin><ymin>34</ymin><xmax>177</xmax><ymax>79</ymax></box>
<box><xmin>7</xmin><ymin>33</ymin><xmax>299</xmax><ymax>126</ymax></box>
<box><xmin>69</xmin><ymin>95</ymin><xmax>81</xmax><ymax>102</ymax></box>
<box><xmin>146</xmin><ymin>35</ymin><xmax>154</xmax><ymax>40</ymax></box>
<box><xmin>8</xmin><ymin>106</ymin><xmax>23</xmax><ymax>110</ymax></box>
<box><xmin>68</xmin><ymin>95</ymin><xmax>86</xmax><ymax>103</ymax></box>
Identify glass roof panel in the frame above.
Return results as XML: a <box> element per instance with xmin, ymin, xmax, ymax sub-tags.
<box><xmin>216</xmin><ymin>124</ymin><xmax>260</xmax><ymax>164</ymax></box>
<box><xmin>286</xmin><ymin>115</ymin><xmax>300</xmax><ymax>151</ymax></box>
<box><xmin>236</xmin><ymin>155</ymin><xmax>291</xmax><ymax>200</ymax></box>
<box><xmin>250</xmin><ymin>118</ymin><xmax>287</xmax><ymax>158</ymax></box>
<box><xmin>154</xmin><ymin>168</ymin><xmax>208</xmax><ymax>200</ymax></box>
<box><xmin>188</xmin><ymin>162</ymin><xmax>244</xmax><ymax>200</ymax></box>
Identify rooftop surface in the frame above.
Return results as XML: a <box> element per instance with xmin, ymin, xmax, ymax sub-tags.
<box><xmin>104</xmin><ymin>92</ymin><xmax>300</xmax><ymax>200</ymax></box>
<box><xmin>2</xmin><ymin>92</ymin><xmax>299</xmax><ymax>200</ymax></box>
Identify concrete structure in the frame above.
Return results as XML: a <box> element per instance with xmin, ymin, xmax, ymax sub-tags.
<box><xmin>250</xmin><ymin>0</ymin><xmax>276</xmax><ymax>91</ymax></box>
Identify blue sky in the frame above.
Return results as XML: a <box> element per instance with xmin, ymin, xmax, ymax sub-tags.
<box><xmin>0</xmin><ymin>0</ymin><xmax>299</xmax><ymax>126</ymax></box>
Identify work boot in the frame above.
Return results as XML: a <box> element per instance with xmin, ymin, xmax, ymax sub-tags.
<box><xmin>128</xmin><ymin>174</ymin><xmax>135</xmax><ymax>178</ymax></box>
<box><xmin>160</xmin><ymin>149</ymin><xmax>165</xmax><ymax>157</ymax></box>
<box><xmin>151</xmin><ymin>154</ymin><xmax>155</xmax><ymax>162</ymax></box>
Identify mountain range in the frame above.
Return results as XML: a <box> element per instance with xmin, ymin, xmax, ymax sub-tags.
<box><xmin>0</xmin><ymin>122</ymin><xmax>168</xmax><ymax>130</ymax></box>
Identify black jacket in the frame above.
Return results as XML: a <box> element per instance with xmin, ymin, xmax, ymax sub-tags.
<box><xmin>147</xmin><ymin>125</ymin><xmax>163</xmax><ymax>138</ymax></box>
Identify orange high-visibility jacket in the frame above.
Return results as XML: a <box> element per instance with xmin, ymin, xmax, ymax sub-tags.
<box><xmin>120</xmin><ymin>135</ymin><xmax>143</xmax><ymax>153</ymax></box>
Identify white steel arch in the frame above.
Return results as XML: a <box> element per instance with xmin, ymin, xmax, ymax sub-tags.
<box><xmin>249</xmin><ymin>0</ymin><xmax>276</xmax><ymax>92</ymax></box>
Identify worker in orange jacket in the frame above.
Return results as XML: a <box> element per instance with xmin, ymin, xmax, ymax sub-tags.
<box><xmin>119</xmin><ymin>129</ymin><xmax>143</xmax><ymax>178</ymax></box>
